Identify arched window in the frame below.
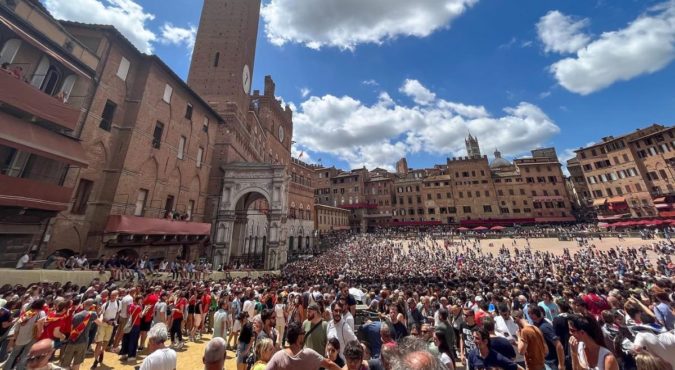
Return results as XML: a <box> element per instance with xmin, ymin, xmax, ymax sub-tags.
<box><xmin>213</xmin><ymin>52</ymin><xmax>219</xmax><ymax>67</ymax></box>
<box><xmin>0</xmin><ymin>39</ymin><xmax>21</xmax><ymax>65</ymax></box>
<box><xmin>41</xmin><ymin>65</ymin><xmax>62</xmax><ymax>95</ymax></box>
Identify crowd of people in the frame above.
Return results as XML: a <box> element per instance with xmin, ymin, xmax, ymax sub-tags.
<box><xmin>0</xmin><ymin>230</ymin><xmax>673</xmax><ymax>370</ymax></box>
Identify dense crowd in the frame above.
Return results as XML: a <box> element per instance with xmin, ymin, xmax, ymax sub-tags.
<box><xmin>0</xmin><ymin>231</ymin><xmax>674</xmax><ymax>370</ymax></box>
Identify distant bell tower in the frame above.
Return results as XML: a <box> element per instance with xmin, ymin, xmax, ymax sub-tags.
<box><xmin>188</xmin><ymin>0</ymin><xmax>262</xmax><ymax>121</ymax></box>
<box><xmin>465</xmin><ymin>134</ymin><xmax>481</xmax><ymax>159</ymax></box>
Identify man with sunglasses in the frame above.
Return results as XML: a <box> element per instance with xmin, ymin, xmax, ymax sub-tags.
<box><xmin>26</xmin><ymin>339</ymin><xmax>63</xmax><ymax>370</ymax></box>
<box><xmin>420</xmin><ymin>323</ymin><xmax>439</xmax><ymax>356</ymax></box>
<box><xmin>327</xmin><ymin>302</ymin><xmax>357</xmax><ymax>359</ymax></box>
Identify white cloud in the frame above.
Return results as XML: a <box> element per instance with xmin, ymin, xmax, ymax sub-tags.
<box><xmin>399</xmin><ymin>79</ymin><xmax>436</xmax><ymax>105</ymax></box>
<box><xmin>549</xmin><ymin>2</ymin><xmax>675</xmax><ymax>95</ymax></box>
<box><xmin>291</xmin><ymin>145</ymin><xmax>312</xmax><ymax>163</ymax></box>
<box><xmin>292</xmin><ymin>79</ymin><xmax>560</xmax><ymax>170</ymax></box>
<box><xmin>537</xmin><ymin>11</ymin><xmax>591</xmax><ymax>54</ymax></box>
<box><xmin>260</xmin><ymin>0</ymin><xmax>478</xmax><ymax>50</ymax></box>
<box><xmin>300</xmin><ymin>87</ymin><xmax>311</xmax><ymax>98</ymax></box>
<box><xmin>362</xmin><ymin>79</ymin><xmax>379</xmax><ymax>86</ymax></box>
<box><xmin>44</xmin><ymin>0</ymin><xmax>156</xmax><ymax>53</ymax></box>
<box><xmin>159</xmin><ymin>23</ymin><xmax>197</xmax><ymax>50</ymax></box>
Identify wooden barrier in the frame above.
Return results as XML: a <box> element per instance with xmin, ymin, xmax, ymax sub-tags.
<box><xmin>0</xmin><ymin>268</ymin><xmax>280</xmax><ymax>286</ymax></box>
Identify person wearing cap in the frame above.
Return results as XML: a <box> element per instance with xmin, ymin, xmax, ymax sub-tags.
<box><xmin>302</xmin><ymin>303</ymin><xmax>327</xmax><ymax>356</ymax></box>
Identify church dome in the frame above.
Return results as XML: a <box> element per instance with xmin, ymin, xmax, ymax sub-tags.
<box><xmin>490</xmin><ymin>149</ymin><xmax>511</xmax><ymax>168</ymax></box>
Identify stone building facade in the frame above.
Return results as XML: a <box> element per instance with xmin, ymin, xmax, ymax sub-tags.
<box><xmin>41</xmin><ymin>23</ymin><xmax>219</xmax><ymax>262</ymax></box>
<box><xmin>0</xmin><ymin>0</ymin><xmax>97</xmax><ymax>265</ymax></box>
<box><xmin>314</xmin><ymin>205</ymin><xmax>350</xmax><ymax>234</ymax></box>
<box><xmin>313</xmin><ymin>137</ymin><xmax>574</xmax><ymax>231</ymax></box>
<box><xmin>569</xmin><ymin>124</ymin><xmax>675</xmax><ymax>220</ymax></box>
<box><xmin>1</xmin><ymin>0</ymin><xmax>316</xmax><ymax>269</ymax></box>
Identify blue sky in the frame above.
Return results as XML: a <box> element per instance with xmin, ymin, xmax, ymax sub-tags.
<box><xmin>43</xmin><ymin>0</ymin><xmax>675</xmax><ymax>171</ymax></box>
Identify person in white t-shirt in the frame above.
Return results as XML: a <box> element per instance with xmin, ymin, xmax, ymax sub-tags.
<box><xmin>633</xmin><ymin>330</ymin><xmax>675</xmax><ymax>369</ymax></box>
<box><xmin>140</xmin><ymin>323</ymin><xmax>176</xmax><ymax>370</ymax></box>
<box><xmin>16</xmin><ymin>252</ymin><xmax>32</xmax><ymax>269</ymax></box>
<box><xmin>274</xmin><ymin>296</ymin><xmax>287</xmax><ymax>343</ymax></box>
<box><xmin>113</xmin><ymin>288</ymin><xmax>135</xmax><ymax>350</ymax></box>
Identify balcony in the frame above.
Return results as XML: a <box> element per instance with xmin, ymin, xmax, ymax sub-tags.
<box><xmin>0</xmin><ymin>173</ymin><xmax>73</xmax><ymax>211</ymax></box>
<box><xmin>0</xmin><ymin>70</ymin><xmax>80</xmax><ymax>131</ymax></box>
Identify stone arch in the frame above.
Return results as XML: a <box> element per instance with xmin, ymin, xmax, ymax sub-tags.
<box><xmin>212</xmin><ymin>163</ymin><xmax>288</xmax><ymax>270</ymax></box>
<box><xmin>138</xmin><ymin>157</ymin><xmax>159</xmax><ymax>179</ymax></box>
<box><xmin>117</xmin><ymin>248</ymin><xmax>139</xmax><ymax>259</ymax></box>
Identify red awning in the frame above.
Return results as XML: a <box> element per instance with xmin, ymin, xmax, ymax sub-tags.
<box><xmin>491</xmin><ymin>225</ymin><xmax>505</xmax><ymax>230</ymax></box>
<box><xmin>388</xmin><ymin>221</ymin><xmax>442</xmax><ymax>227</ymax></box>
<box><xmin>653</xmin><ymin>197</ymin><xmax>666</xmax><ymax>203</ymax></box>
<box><xmin>105</xmin><ymin>215</ymin><xmax>211</xmax><ymax>235</ymax></box>
<box><xmin>655</xmin><ymin>203</ymin><xmax>671</xmax><ymax>209</ymax></box>
<box><xmin>607</xmin><ymin>196</ymin><xmax>626</xmax><ymax>204</ymax></box>
<box><xmin>660</xmin><ymin>211</ymin><xmax>675</xmax><ymax>218</ymax></box>
<box><xmin>457</xmin><ymin>227</ymin><xmax>470</xmax><ymax>231</ymax></box>
<box><xmin>0</xmin><ymin>111</ymin><xmax>87</xmax><ymax>167</ymax></box>
<box><xmin>597</xmin><ymin>214</ymin><xmax>631</xmax><ymax>220</ymax></box>
<box><xmin>473</xmin><ymin>226</ymin><xmax>488</xmax><ymax>231</ymax></box>
<box><xmin>609</xmin><ymin>202</ymin><xmax>629</xmax><ymax>211</ymax></box>
<box><xmin>535</xmin><ymin>216</ymin><xmax>576</xmax><ymax>223</ymax></box>
<box><xmin>460</xmin><ymin>218</ymin><xmax>535</xmax><ymax>227</ymax></box>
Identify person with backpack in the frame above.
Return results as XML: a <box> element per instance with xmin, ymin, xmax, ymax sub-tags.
<box><xmin>302</xmin><ymin>303</ymin><xmax>327</xmax><ymax>356</ymax></box>
<box><xmin>91</xmin><ymin>290</ymin><xmax>120</xmax><ymax>368</ymax></box>
<box><xmin>3</xmin><ymin>299</ymin><xmax>46</xmax><ymax>370</ymax></box>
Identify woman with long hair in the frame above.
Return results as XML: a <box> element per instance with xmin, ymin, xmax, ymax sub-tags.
<box><xmin>434</xmin><ymin>330</ymin><xmax>455</xmax><ymax>370</ymax></box>
<box><xmin>568</xmin><ymin>314</ymin><xmax>619</xmax><ymax>370</ymax></box>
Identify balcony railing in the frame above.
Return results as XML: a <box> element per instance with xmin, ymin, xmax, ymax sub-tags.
<box><xmin>0</xmin><ymin>69</ymin><xmax>80</xmax><ymax>131</ymax></box>
<box><xmin>0</xmin><ymin>173</ymin><xmax>73</xmax><ymax>211</ymax></box>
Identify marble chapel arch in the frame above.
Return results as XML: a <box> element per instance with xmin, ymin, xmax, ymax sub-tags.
<box><xmin>212</xmin><ymin>164</ymin><xmax>289</xmax><ymax>270</ymax></box>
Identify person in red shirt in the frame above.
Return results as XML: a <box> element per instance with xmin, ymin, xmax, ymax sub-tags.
<box><xmin>39</xmin><ymin>300</ymin><xmax>69</xmax><ymax>351</ymax></box>
<box><xmin>201</xmin><ymin>290</ymin><xmax>212</xmax><ymax>335</ymax></box>
<box><xmin>582</xmin><ymin>287</ymin><xmax>609</xmax><ymax>319</ymax></box>
<box><xmin>170</xmin><ymin>291</ymin><xmax>187</xmax><ymax>348</ymax></box>
<box><xmin>119</xmin><ymin>296</ymin><xmax>143</xmax><ymax>361</ymax></box>
<box><xmin>138</xmin><ymin>287</ymin><xmax>159</xmax><ymax>350</ymax></box>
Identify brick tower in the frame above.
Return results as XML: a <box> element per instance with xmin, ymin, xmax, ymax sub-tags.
<box><xmin>188</xmin><ymin>0</ymin><xmax>262</xmax><ymax>122</ymax></box>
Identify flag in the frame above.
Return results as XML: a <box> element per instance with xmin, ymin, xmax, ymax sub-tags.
<box><xmin>298</xmin><ymin>151</ymin><xmax>304</xmax><ymax>159</ymax></box>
